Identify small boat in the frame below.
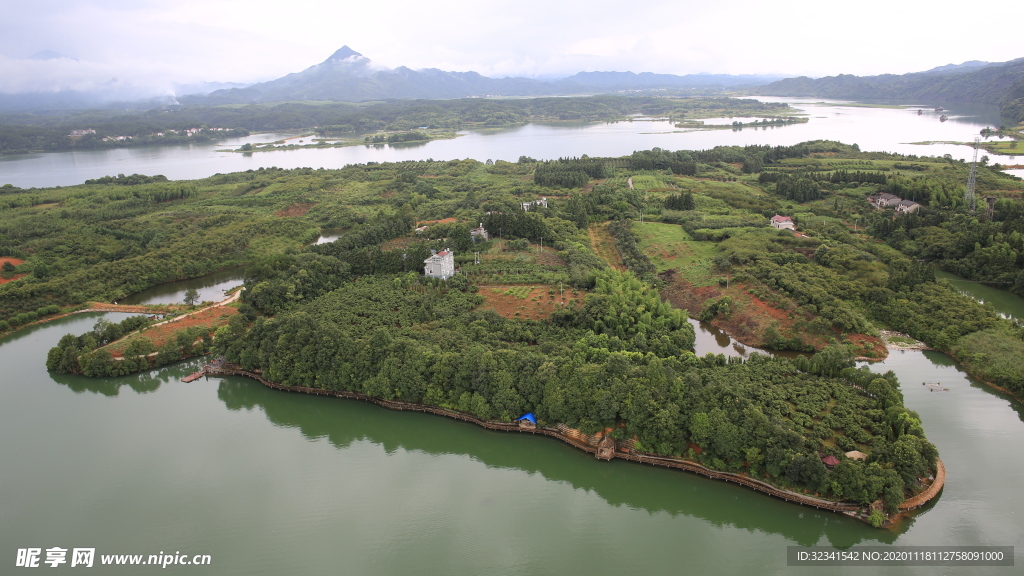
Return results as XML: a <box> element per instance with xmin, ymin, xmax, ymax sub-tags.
<box><xmin>939</xmin><ymin>115</ymin><xmax>948</xmax><ymax>122</ymax></box>
<box><xmin>917</xmin><ymin>109</ymin><xmax>923</xmax><ymax>115</ymax></box>
<box><xmin>934</xmin><ymin>106</ymin><xmax>944</xmax><ymax>112</ymax></box>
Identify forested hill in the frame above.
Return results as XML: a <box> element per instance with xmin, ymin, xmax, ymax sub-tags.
<box><xmin>757</xmin><ymin>58</ymin><xmax>1024</xmax><ymax>122</ymax></box>
<box><xmin>183</xmin><ymin>46</ymin><xmax>783</xmax><ymax>106</ymax></box>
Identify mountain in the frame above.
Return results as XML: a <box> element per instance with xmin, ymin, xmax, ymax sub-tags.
<box><xmin>757</xmin><ymin>58</ymin><xmax>1024</xmax><ymax>122</ymax></box>
<box><xmin>921</xmin><ymin>60</ymin><xmax>997</xmax><ymax>75</ymax></box>
<box><xmin>183</xmin><ymin>46</ymin><xmax>784</xmax><ymax>105</ymax></box>
<box><xmin>553</xmin><ymin>71</ymin><xmax>786</xmax><ymax>89</ymax></box>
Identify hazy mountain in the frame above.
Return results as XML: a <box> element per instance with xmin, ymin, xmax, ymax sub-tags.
<box><xmin>757</xmin><ymin>57</ymin><xmax>1024</xmax><ymax>121</ymax></box>
<box><xmin>183</xmin><ymin>46</ymin><xmax>784</xmax><ymax>105</ymax></box>
<box><xmin>553</xmin><ymin>70</ymin><xmax>786</xmax><ymax>89</ymax></box>
<box><xmin>921</xmin><ymin>60</ymin><xmax>997</xmax><ymax>75</ymax></box>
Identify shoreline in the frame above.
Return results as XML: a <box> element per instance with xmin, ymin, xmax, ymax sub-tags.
<box><xmin>203</xmin><ymin>361</ymin><xmax>944</xmax><ymax>527</ymax></box>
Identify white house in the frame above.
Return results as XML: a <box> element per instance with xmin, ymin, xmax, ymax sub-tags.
<box><xmin>770</xmin><ymin>215</ymin><xmax>795</xmax><ymax>230</ymax></box>
<box><xmin>470</xmin><ymin>223</ymin><xmax>489</xmax><ymax>241</ymax></box>
<box><xmin>521</xmin><ymin>197</ymin><xmax>549</xmax><ymax>211</ymax></box>
<box><xmin>424</xmin><ymin>249</ymin><xmax>455</xmax><ymax>279</ymax></box>
<box><xmin>868</xmin><ymin>193</ymin><xmax>902</xmax><ymax>208</ymax></box>
<box><xmin>895</xmin><ymin>200</ymin><xmax>921</xmax><ymax>214</ymax></box>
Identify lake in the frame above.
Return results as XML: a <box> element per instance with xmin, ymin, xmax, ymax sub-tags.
<box><xmin>0</xmin><ymin>98</ymin><xmax>1016</xmax><ymax>189</ymax></box>
<box><xmin>2</xmin><ymin>273</ymin><xmax>1023</xmax><ymax>575</ymax></box>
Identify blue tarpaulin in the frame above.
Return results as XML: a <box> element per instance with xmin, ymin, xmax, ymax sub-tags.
<box><xmin>515</xmin><ymin>413</ymin><xmax>537</xmax><ymax>425</ymax></box>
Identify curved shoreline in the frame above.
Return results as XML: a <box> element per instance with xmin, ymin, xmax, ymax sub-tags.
<box><xmin>202</xmin><ymin>362</ymin><xmax>944</xmax><ymax>525</ymax></box>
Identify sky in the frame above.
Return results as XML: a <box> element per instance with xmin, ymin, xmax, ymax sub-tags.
<box><xmin>1</xmin><ymin>0</ymin><xmax>1022</xmax><ymax>96</ymax></box>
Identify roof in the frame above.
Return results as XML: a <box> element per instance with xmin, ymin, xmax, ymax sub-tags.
<box><xmin>516</xmin><ymin>413</ymin><xmax>537</xmax><ymax>425</ymax></box>
<box><xmin>845</xmin><ymin>450</ymin><xmax>867</xmax><ymax>461</ymax></box>
<box><xmin>898</xmin><ymin>200</ymin><xmax>919</xmax><ymax>206</ymax></box>
<box><xmin>821</xmin><ymin>455</ymin><xmax>840</xmax><ymax>466</ymax></box>
<box><xmin>436</xmin><ymin>250</ymin><xmax>450</xmax><ymax>256</ymax></box>
<box><xmin>771</xmin><ymin>215</ymin><xmax>792</xmax><ymax>222</ymax></box>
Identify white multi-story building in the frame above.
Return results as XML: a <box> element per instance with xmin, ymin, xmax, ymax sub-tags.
<box><xmin>424</xmin><ymin>249</ymin><xmax>455</xmax><ymax>279</ymax></box>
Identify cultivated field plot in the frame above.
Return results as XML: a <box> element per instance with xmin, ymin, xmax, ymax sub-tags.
<box><xmin>477</xmin><ymin>284</ymin><xmax>585</xmax><ymax>320</ymax></box>
<box><xmin>634</xmin><ymin>222</ymin><xmax>718</xmax><ymax>284</ymax></box>
<box><xmin>108</xmin><ymin>305</ymin><xmax>239</xmax><ymax>356</ymax></box>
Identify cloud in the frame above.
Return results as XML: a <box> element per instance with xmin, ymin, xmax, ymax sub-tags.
<box><xmin>0</xmin><ymin>0</ymin><xmax>1021</xmax><ymax>95</ymax></box>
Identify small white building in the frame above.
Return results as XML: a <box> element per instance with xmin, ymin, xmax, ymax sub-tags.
<box><xmin>424</xmin><ymin>249</ymin><xmax>455</xmax><ymax>279</ymax></box>
<box><xmin>521</xmin><ymin>197</ymin><xmax>548</xmax><ymax>211</ymax></box>
<box><xmin>470</xmin><ymin>223</ymin><xmax>489</xmax><ymax>241</ymax></box>
<box><xmin>770</xmin><ymin>215</ymin><xmax>795</xmax><ymax>230</ymax></box>
<box><xmin>868</xmin><ymin>193</ymin><xmax>902</xmax><ymax>208</ymax></box>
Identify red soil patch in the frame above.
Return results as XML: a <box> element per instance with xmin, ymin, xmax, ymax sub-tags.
<box><xmin>478</xmin><ymin>285</ymin><xmax>585</xmax><ymax>321</ymax></box>
<box><xmin>110</xmin><ymin>305</ymin><xmax>238</xmax><ymax>354</ymax></box>
<box><xmin>275</xmin><ymin>203</ymin><xmax>315</xmax><ymax>217</ymax></box>
<box><xmin>0</xmin><ymin>257</ymin><xmax>26</xmax><ymax>285</ymax></box>
<box><xmin>846</xmin><ymin>333</ymin><xmax>887</xmax><ymax>360</ymax></box>
<box><xmin>417</xmin><ymin>217</ymin><xmax>458</xmax><ymax>226</ymax></box>
<box><xmin>381</xmin><ymin>236</ymin><xmax>416</xmax><ymax>251</ymax></box>
<box><xmin>660</xmin><ymin>270</ymin><xmax>883</xmax><ymax>355</ymax></box>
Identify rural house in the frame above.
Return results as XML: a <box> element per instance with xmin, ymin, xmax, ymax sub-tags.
<box><xmin>770</xmin><ymin>215</ymin><xmax>795</xmax><ymax>230</ymax></box>
<box><xmin>424</xmin><ymin>249</ymin><xmax>455</xmax><ymax>279</ymax></box>
<box><xmin>470</xmin><ymin>223</ymin><xmax>489</xmax><ymax>241</ymax></box>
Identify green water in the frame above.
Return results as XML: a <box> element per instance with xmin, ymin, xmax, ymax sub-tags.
<box><xmin>936</xmin><ymin>270</ymin><xmax>1024</xmax><ymax>320</ymax></box>
<box><xmin>2</xmin><ymin>294</ymin><xmax>1023</xmax><ymax>574</ymax></box>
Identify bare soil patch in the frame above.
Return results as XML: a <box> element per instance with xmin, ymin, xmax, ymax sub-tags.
<box><xmin>478</xmin><ymin>285</ymin><xmax>586</xmax><ymax>321</ymax></box>
<box><xmin>417</xmin><ymin>217</ymin><xmax>458</xmax><ymax>226</ymax></box>
<box><xmin>110</xmin><ymin>305</ymin><xmax>238</xmax><ymax>355</ymax></box>
<box><xmin>659</xmin><ymin>270</ymin><xmax>879</xmax><ymax>353</ymax></box>
<box><xmin>0</xmin><ymin>257</ymin><xmax>26</xmax><ymax>285</ymax></box>
<box><xmin>588</xmin><ymin>223</ymin><xmax>626</xmax><ymax>272</ymax></box>
<box><xmin>275</xmin><ymin>203</ymin><xmax>315</xmax><ymax>217</ymax></box>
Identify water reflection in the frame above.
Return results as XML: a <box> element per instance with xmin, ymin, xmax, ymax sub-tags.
<box><xmin>48</xmin><ymin>359</ymin><xmax>204</xmax><ymax>397</ymax></box>
<box><xmin>214</xmin><ymin>376</ymin><xmax>893</xmax><ymax>547</ymax></box>
<box><xmin>119</xmin><ymin>267</ymin><xmax>244</xmax><ymax>305</ymax></box>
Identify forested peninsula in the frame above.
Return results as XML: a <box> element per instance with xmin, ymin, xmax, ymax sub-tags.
<box><xmin>7</xmin><ymin>140</ymin><xmax>1024</xmax><ymax>523</ymax></box>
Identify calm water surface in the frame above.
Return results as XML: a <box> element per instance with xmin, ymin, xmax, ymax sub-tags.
<box><xmin>3</xmin><ymin>274</ymin><xmax>1024</xmax><ymax>574</ymax></box>
<box><xmin>0</xmin><ymin>99</ymin><xmax>1015</xmax><ymax>189</ymax></box>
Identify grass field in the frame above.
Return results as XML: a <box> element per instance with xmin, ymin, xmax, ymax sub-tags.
<box><xmin>985</xmin><ymin>139</ymin><xmax>1024</xmax><ymax>155</ymax></box>
<box><xmin>477</xmin><ymin>284</ymin><xmax>585</xmax><ymax>320</ymax></box>
<box><xmin>634</xmin><ymin>222</ymin><xmax>719</xmax><ymax>285</ymax></box>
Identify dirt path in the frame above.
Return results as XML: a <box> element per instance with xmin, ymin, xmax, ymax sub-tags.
<box><xmin>588</xmin><ymin>223</ymin><xmax>626</xmax><ymax>272</ymax></box>
<box><xmin>147</xmin><ymin>289</ymin><xmax>241</xmax><ymax>330</ymax></box>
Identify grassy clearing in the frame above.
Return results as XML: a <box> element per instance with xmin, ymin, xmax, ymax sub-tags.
<box><xmin>588</xmin><ymin>223</ymin><xmax>627</xmax><ymax>271</ymax></box>
<box><xmin>634</xmin><ymin>222</ymin><xmax>719</xmax><ymax>285</ymax></box>
<box><xmin>478</xmin><ymin>284</ymin><xmax>585</xmax><ymax>320</ymax></box>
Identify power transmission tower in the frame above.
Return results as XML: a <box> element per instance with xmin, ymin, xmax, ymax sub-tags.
<box><xmin>964</xmin><ymin>137</ymin><xmax>979</xmax><ymax>213</ymax></box>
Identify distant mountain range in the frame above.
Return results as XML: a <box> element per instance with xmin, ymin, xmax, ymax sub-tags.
<box><xmin>756</xmin><ymin>58</ymin><xmax>1024</xmax><ymax>122</ymax></box>
<box><xmin>181</xmin><ymin>46</ymin><xmax>786</xmax><ymax>105</ymax></box>
<box><xmin>4</xmin><ymin>46</ymin><xmax>1024</xmax><ymax>121</ymax></box>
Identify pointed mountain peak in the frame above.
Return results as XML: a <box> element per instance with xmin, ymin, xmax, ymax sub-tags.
<box><xmin>322</xmin><ymin>46</ymin><xmax>364</xmax><ymax>64</ymax></box>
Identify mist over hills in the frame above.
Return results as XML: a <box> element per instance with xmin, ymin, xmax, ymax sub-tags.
<box><xmin>179</xmin><ymin>46</ymin><xmax>786</xmax><ymax>105</ymax></box>
<box><xmin>4</xmin><ymin>46</ymin><xmax>1024</xmax><ymax>120</ymax></box>
<box><xmin>757</xmin><ymin>58</ymin><xmax>1024</xmax><ymax>122</ymax></box>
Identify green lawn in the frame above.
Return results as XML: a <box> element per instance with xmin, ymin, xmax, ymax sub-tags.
<box><xmin>634</xmin><ymin>222</ymin><xmax>719</xmax><ymax>284</ymax></box>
